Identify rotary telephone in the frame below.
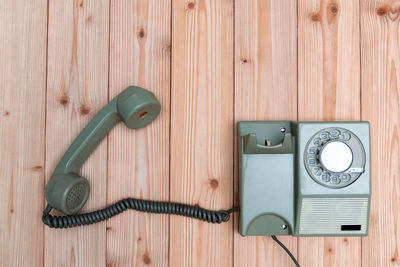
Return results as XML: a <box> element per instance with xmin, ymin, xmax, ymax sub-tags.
<box><xmin>43</xmin><ymin>87</ymin><xmax>371</xmax><ymax>266</ymax></box>
<box><xmin>239</xmin><ymin>121</ymin><xmax>370</xmax><ymax>236</ymax></box>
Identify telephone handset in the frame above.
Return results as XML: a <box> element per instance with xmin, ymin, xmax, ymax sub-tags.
<box><xmin>45</xmin><ymin>86</ymin><xmax>161</xmax><ymax>215</ymax></box>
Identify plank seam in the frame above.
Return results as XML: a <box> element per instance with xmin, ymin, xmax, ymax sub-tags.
<box><xmin>106</xmin><ymin>0</ymin><xmax>111</xmax><ymax>265</ymax></box>
<box><xmin>168</xmin><ymin>0</ymin><xmax>173</xmax><ymax>266</ymax></box>
<box><xmin>232</xmin><ymin>0</ymin><xmax>236</xmax><ymax>265</ymax></box>
<box><xmin>43</xmin><ymin>0</ymin><xmax>50</xmax><ymax>266</ymax></box>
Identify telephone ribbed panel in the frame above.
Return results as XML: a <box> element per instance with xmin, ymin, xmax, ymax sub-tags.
<box><xmin>299</xmin><ymin>198</ymin><xmax>369</xmax><ymax>235</ymax></box>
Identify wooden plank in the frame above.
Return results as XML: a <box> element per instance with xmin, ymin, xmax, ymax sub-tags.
<box><xmin>361</xmin><ymin>0</ymin><xmax>400</xmax><ymax>266</ymax></box>
<box><xmin>106</xmin><ymin>1</ymin><xmax>171</xmax><ymax>266</ymax></box>
<box><xmin>169</xmin><ymin>0</ymin><xmax>234</xmax><ymax>266</ymax></box>
<box><xmin>297</xmin><ymin>0</ymin><xmax>361</xmax><ymax>266</ymax></box>
<box><xmin>45</xmin><ymin>0</ymin><xmax>109</xmax><ymax>266</ymax></box>
<box><xmin>0</xmin><ymin>0</ymin><xmax>47</xmax><ymax>266</ymax></box>
<box><xmin>234</xmin><ymin>0</ymin><xmax>298</xmax><ymax>266</ymax></box>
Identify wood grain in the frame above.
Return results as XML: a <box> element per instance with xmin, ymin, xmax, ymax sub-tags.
<box><xmin>2</xmin><ymin>1</ymin><xmax>400</xmax><ymax>266</ymax></box>
<box><xmin>0</xmin><ymin>0</ymin><xmax>47</xmax><ymax>266</ymax></box>
<box><xmin>107</xmin><ymin>1</ymin><xmax>171</xmax><ymax>266</ymax></box>
<box><xmin>298</xmin><ymin>0</ymin><xmax>360</xmax><ymax>121</ymax></box>
<box><xmin>169</xmin><ymin>0</ymin><xmax>234</xmax><ymax>266</ymax></box>
<box><xmin>234</xmin><ymin>0</ymin><xmax>298</xmax><ymax>266</ymax></box>
<box><xmin>45</xmin><ymin>0</ymin><xmax>109</xmax><ymax>266</ymax></box>
<box><xmin>361</xmin><ymin>0</ymin><xmax>400</xmax><ymax>266</ymax></box>
<box><xmin>298</xmin><ymin>0</ymin><xmax>361</xmax><ymax>266</ymax></box>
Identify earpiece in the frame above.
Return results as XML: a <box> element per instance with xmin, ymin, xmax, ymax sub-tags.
<box><xmin>116</xmin><ymin>86</ymin><xmax>161</xmax><ymax>129</ymax></box>
<box><xmin>45</xmin><ymin>86</ymin><xmax>161</xmax><ymax>215</ymax></box>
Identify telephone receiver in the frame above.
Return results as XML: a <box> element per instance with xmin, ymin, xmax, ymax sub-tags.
<box><xmin>45</xmin><ymin>86</ymin><xmax>161</xmax><ymax>215</ymax></box>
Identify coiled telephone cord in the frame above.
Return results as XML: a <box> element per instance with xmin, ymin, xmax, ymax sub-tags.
<box><xmin>42</xmin><ymin>199</ymin><xmax>239</xmax><ymax>228</ymax></box>
<box><xmin>42</xmin><ymin>200</ymin><xmax>299</xmax><ymax>266</ymax></box>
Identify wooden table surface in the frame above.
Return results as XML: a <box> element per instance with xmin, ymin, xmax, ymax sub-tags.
<box><xmin>1</xmin><ymin>0</ymin><xmax>399</xmax><ymax>266</ymax></box>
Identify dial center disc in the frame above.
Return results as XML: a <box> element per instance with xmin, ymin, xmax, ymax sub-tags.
<box><xmin>320</xmin><ymin>141</ymin><xmax>353</xmax><ymax>173</ymax></box>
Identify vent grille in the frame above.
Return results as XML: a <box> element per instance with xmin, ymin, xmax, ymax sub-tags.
<box><xmin>299</xmin><ymin>198</ymin><xmax>368</xmax><ymax>235</ymax></box>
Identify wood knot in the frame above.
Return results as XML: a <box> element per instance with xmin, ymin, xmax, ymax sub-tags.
<box><xmin>142</xmin><ymin>254</ymin><xmax>151</xmax><ymax>265</ymax></box>
<box><xmin>106</xmin><ymin>226</ymin><xmax>112</xmax><ymax>231</ymax></box>
<box><xmin>343</xmin><ymin>238</ymin><xmax>348</xmax><ymax>243</ymax></box>
<box><xmin>240</xmin><ymin>57</ymin><xmax>248</xmax><ymax>64</ymax></box>
<box><xmin>328</xmin><ymin>3</ymin><xmax>339</xmax><ymax>16</ymax></box>
<box><xmin>86</xmin><ymin>15</ymin><xmax>92</xmax><ymax>23</ymax></box>
<box><xmin>376</xmin><ymin>5</ymin><xmax>387</xmax><ymax>16</ymax></box>
<box><xmin>3</xmin><ymin>110</ymin><xmax>10</xmax><ymax>116</ymax></box>
<box><xmin>186</xmin><ymin>1</ymin><xmax>195</xmax><ymax>10</ymax></box>
<box><xmin>78</xmin><ymin>105</ymin><xmax>91</xmax><ymax>115</ymax></box>
<box><xmin>210</xmin><ymin>179</ymin><xmax>219</xmax><ymax>189</ymax></box>
<box><xmin>31</xmin><ymin>165</ymin><xmax>43</xmax><ymax>172</ymax></box>
<box><xmin>58</xmin><ymin>95</ymin><xmax>70</xmax><ymax>106</ymax></box>
<box><xmin>79</xmin><ymin>2</ymin><xmax>83</xmax><ymax>7</ymax></box>
<box><xmin>327</xmin><ymin>248</ymin><xmax>333</xmax><ymax>253</ymax></box>
<box><xmin>138</xmin><ymin>237</ymin><xmax>142</xmax><ymax>241</ymax></box>
<box><xmin>163</xmin><ymin>43</ymin><xmax>171</xmax><ymax>54</ymax></box>
<box><xmin>391</xmin><ymin>257</ymin><xmax>396</xmax><ymax>262</ymax></box>
<box><xmin>137</xmin><ymin>28</ymin><xmax>146</xmax><ymax>39</ymax></box>
<box><xmin>310</xmin><ymin>13</ymin><xmax>321</xmax><ymax>22</ymax></box>
<box><xmin>9</xmin><ymin>208</ymin><xmax>14</xmax><ymax>213</ymax></box>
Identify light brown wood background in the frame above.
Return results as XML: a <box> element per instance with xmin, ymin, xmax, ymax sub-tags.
<box><xmin>0</xmin><ymin>0</ymin><xmax>399</xmax><ymax>266</ymax></box>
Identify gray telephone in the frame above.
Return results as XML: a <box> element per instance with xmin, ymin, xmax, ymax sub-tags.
<box><xmin>239</xmin><ymin>121</ymin><xmax>371</xmax><ymax>236</ymax></box>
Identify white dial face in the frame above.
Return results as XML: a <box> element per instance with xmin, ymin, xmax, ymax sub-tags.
<box><xmin>320</xmin><ymin>141</ymin><xmax>353</xmax><ymax>173</ymax></box>
<box><xmin>303</xmin><ymin>127</ymin><xmax>365</xmax><ymax>188</ymax></box>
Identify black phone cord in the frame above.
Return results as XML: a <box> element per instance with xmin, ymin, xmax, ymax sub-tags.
<box><xmin>272</xmin><ymin>235</ymin><xmax>301</xmax><ymax>267</ymax></box>
<box><xmin>42</xmin><ymin>199</ymin><xmax>239</xmax><ymax>228</ymax></box>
